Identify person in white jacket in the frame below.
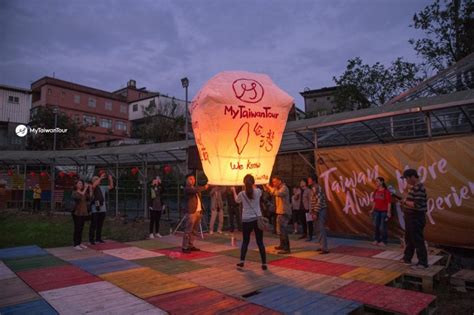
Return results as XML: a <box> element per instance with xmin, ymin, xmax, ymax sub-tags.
<box><xmin>232</xmin><ymin>174</ymin><xmax>267</xmax><ymax>270</ymax></box>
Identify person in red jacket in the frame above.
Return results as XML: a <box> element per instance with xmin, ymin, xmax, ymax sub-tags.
<box><xmin>370</xmin><ymin>177</ymin><xmax>392</xmax><ymax>246</ymax></box>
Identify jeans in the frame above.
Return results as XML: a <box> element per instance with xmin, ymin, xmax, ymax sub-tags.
<box><xmin>182</xmin><ymin>212</ymin><xmax>202</xmax><ymax>250</ymax></box>
<box><xmin>241</xmin><ymin>220</ymin><xmax>266</xmax><ymax>264</ymax></box>
<box><xmin>276</xmin><ymin>214</ymin><xmax>290</xmax><ymax>251</ymax></box>
<box><xmin>403</xmin><ymin>211</ymin><xmax>428</xmax><ymax>266</ymax></box>
<box><xmin>89</xmin><ymin>212</ymin><xmax>106</xmax><ymax>242</ymax></box>
<box><xmin>228</xmin><ymin>206</ymin><xmax>241</xmax><ymax>231</ymax></box>
<box><xmin>209</xmin><ymin>208</ymin><xmax>224</xmax><ymax>232</ymax></box>
<box><xmin>72</xmin><ymin>214</ymin><xmax>86</xmax><ymax>246</ymax></box>
<box><xmin>150</xmin><ymin>210</ymin><xmax>162</xmax><ymax>234</ymax></box>
<box><xmin>374</xmin><ymin>210</ymin><xmax>388</xmax><ymax>244</ymax></box>
<box><xmin>314</xmin><ymin>208</ymin><xmax>328</xmax><ymax>251</ymax></box>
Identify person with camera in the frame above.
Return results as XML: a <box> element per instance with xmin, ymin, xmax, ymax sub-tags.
<box><xmin>72</xmin><ymin>179</ymin><xmax>92</xmax><ymax>250</ymax></box>
<box><xmin>149</xmin><ymin>176</ymin><xmax>164</xmax><ymax>239</ymax></box>
<box><xmin>89</xmin><ymin>172</ymin><xmax>114</xmax><ymax>245</ymax></box>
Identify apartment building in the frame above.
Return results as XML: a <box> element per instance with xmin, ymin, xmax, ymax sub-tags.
<box><xmin>0</xmin><ymin>84</ymin><xmax>31</xmax><ymax>150</ymax></box>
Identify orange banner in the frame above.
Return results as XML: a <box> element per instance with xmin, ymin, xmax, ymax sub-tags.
<box><xmin>315</xmin><ymin>135</ymin><xmax>474</xmax><ymax>247</ymax></box>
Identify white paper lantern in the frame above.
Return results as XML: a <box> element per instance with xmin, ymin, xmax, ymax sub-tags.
<box><xmin>190</xmin><ymin>71</ymin><xmax>294</xmax><ymax>185</ymax></box>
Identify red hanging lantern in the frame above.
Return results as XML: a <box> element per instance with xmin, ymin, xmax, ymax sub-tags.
<box><xmin>67</xmin><ymin>172</ymin><xmax>75</xmax><ymax>178</ymax></box>
<box><xmin>59</xmin><ymin>171</ymin><xmax>65</xmax><ymax>178</ymax></box>
<box><xmin>7</xmin><ymin>169</ymin><xmax>13</xmax><ymax>176</ymax></box>
<box><xmin>40</xmin><ymin>171</ymin><xmax>47</xmax><ymax>177</ymax></box>
<box><xmin>131</xmin><ymin>167</ymin><xmax>139</xmax><ymax>176</ymax></box>
<box><xmin>30</xmin><ymin>171</ymin><xmax>36</xmax><ymax>177</ymax></box>
<box><xmin>163</xmin><ymin>165</ymin><xmax>172</xmax><ymax>174</ymax></box>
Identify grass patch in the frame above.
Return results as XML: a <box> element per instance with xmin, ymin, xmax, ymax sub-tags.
<box><xmin>0</xmin><ymin>210</ymin><xmax>171</xmax><ymax>249</ymax></box>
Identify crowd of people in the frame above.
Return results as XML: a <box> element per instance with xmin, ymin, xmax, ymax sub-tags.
<box><xmin>69</xmin><ymin>167</ymin><xmax>429</xmax><ymax>271</ymax></box>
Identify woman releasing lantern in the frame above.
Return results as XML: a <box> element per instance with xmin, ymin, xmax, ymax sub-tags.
<box><xmin>190</xmin><ymin>71</ymin><xmax>294</xmax><ymax>186</ymax></box>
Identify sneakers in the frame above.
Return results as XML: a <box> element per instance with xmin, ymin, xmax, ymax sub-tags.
<box><xmin>274</xmin><ymin>246</ymin><xmax>283</xmax><ymax>250</ymax></box>
<box><xmin>73</xmin><ymin>245</ymin><xmax>82</xmax><ymax>251</ymax></box>
<box><xmin>149</xmin><ymin>233</ymin><xmax>155</xmax><ymax>239</ymax></box>
<box><xmin>97</xmin><ymin>239</ymin><xmax>105</xmax><ymax>244</ymax></box>
<box><xmin>79</xmin><ymin>244</ymin><xmax>88</xmax><ymax>249</ymax></box>
<box><xmin>217</xmin><ymin>230</ymin><xmax>223</xmax><ymax>234</ymax></box>
<box><xmin>277</xmin><ymin>249</ymin><xmax>291</xmax><ymax>254</ymax></box>
<box><xmin>399</xmin><ymin>258</ymin><xmax>412</xmax><ymax>265</ymax></box>
<box><xmin>320</xmin><ymin>250</ymin><xmax>330</xmax><ymax>255</ymax></box>
<box><xmin>236</xmin><ymin>262</ymin><xmax>244</xmax><ymax>268</ymax></box>
<box><xmin>189</xmin><ymin>247</ymin><xmax>201</xmax><ymax>251</ymax></box>
<box><xmin>411</xmin><ymin>264</ymin><xmax>429</xmax><ymax>270</ymax></box>
<box><xmin>89</xmin><ymin>240</ymin><xmax>96</xmax><ymax>245</ymax></box>
<box><xmin>182</xmin><ymin>248</ymin><xmax>191</xmax><ymax>253</ymax></box>
<box><xmin>209</xmin><ymin>231</ymin><xmax>214</xmax><ymax>235</ymax></box>
<box><xmin>261</xmin><ymin>264</ymin><xmax>268</xmax><ymax>271</ymax></box>
<box><xmin>155</xmin><ymin>233</ymin><xmax>163</xmax><ymax>238</ymax></box>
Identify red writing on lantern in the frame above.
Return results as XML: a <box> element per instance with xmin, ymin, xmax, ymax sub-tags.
<box><xmin>230</xmin><ymin>160</ymin><xmax>261</xmax><ymax>171</ymax></box>
<box><xmin>260</xmin><ymin>129</ymin><xmax>274</xmax><ymax>152</ymax></box>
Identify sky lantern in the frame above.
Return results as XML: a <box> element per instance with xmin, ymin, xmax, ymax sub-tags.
<box><xmin>190</xmin><ymin>71</ymin><xmax>293</xmax><ymax>185</ymax></box>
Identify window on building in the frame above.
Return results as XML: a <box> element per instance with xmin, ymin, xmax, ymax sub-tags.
<box><xmin>83</xmin><ymin>115</ymin><xmax>96</xmax><ymax>126</ymax></box>
<box><xmin>120</xmin><ymin>104</ymin><xmax>127</xmax><ymax>113</ymax></box>
<box><xmin>74</xmin><ymin>95</ymin><xmax>80</xmax><ymax>104</ymax></box>
<box><xmin>326</xmin><ymin>96</ymin><xmax>331</xmax><ymax>100</ymax></box>
<box><xmin>88</xmin><ymin>97</ymin><xmax>96</xmax><ymax>108</ymax></box>
<box><xmin>73</xmin><ymin>114</ymin><xmax>80</xmax><ymax>123</ymax></box>
<box><xmin>11</xmin><ymin>137</ymin><xmax>23</xmax><ymax>145</ymax></box>
<box><xmin>100</xmin><ymin>118</ymin><xmax>113</xmax><ymax>129</ymax></box>
<box><xmin>105</xmin><ymin>101</ymin><xmax>113</xmax><ymax>111</ymax></box>
<box><xmin>116</xmin><ymin>121</ymin><xmax>127</xmax><ymax>131</ymax></box>
<box><xmin>132</xmin><ymin>104</ymin><xmax>138</xmax><ymax>112</ymax></box>
<box><xmin>47</xmin><ymin>88</ymin><xmax>52</xmax><ymax>95</ymax></box>
<box><xmin>8</xmin><ymin>96</ymin><xmax>19</xmax><ymax>104</ymax></box>
<box><xmin>61</xmin><ymin>91</ymin><xmax>66</xmax><ymax>97</ymax></box>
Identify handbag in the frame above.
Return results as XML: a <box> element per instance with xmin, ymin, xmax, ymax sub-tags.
<box><xmin>242</xmin><ymin>192</ymin><xmax>270</xmax><ymax>231</ymax></box>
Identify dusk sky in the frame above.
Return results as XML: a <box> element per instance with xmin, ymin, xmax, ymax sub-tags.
<box><xmin>0</xmin><ymin>0</ymin><xmax>431</xmax><ymax>108</ymax></box>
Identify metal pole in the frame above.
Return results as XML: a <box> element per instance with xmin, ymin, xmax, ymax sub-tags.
<box><xmin>426</xmin><ymin>112</ymin><xmax>432</xmax><ymax>139</ymax></box>
<box><xmin>115</xmin><ymin>156</ymin><xmax>119</xmax><ymax>217</ymax></box>
<box><xmin>50</xmin><ymin>160</ymin><xmax>55</xmax><ymax>211</ymax></box>
<box><xmin>22</xmin><ymin>163</ymin><xmax>26</xmax><ymax>210</ymax></box>
<box><xmin>53</xmin><ymin>110</ymin><xmax>58</xmax><ymax>151</ymax></box>
<box><xmin>144</xmin><ymin>156</ymin><xmax>148</xmax><ymax>219</ymax></box>
<box><xmin>185</xmin><ymin>85</ymin><xmax>189</xmax><ymax>172</ymax></box>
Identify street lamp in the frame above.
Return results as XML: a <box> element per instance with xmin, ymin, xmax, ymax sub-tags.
<box><xmin>51</xmin><ymin>106</ymin><xmax>59</xmax><ymax>211</ymax></box>
<box><xmin>181</xmin><ymin>77</ymin><xmax>189</xmax><ymax>170</ymax></box>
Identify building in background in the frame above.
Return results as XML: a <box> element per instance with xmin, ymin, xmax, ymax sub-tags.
<box><xmin>31</xmin><ymin>77</ymin><xmax>131</xmax><ymax>145</ymax></box>
<box><xmin>0</xmin><ymin>84</ymin><xmax>31</xmax><ymax>150</ymax></box>
<box><xmin>129</xmin><ymin>93</ymin><xmax>186</xmax><ymax>138</ymax></box>
<box><xmin>113</xmin><ymin>79</ymin><xmax>155</xmax><ymax>102</ymax></box>
<box><xmin>300</xmin><ymin>86</ymin><xmax>338</xmax><ymax>116</ymax></box>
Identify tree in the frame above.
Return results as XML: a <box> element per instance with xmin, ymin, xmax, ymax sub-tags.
<box><xmin>27</xmin><ymin>107</ymin><xmax>85</xmax><ymax>150</ymax></box>
<box><xmin>134</xmin><ymin>99</ymin><xmax>185</xmax><ymax>143</ymax></box>
<box><xmin>409</xmin><ymin>0</ymin><xmax>474</xmax><ymax>72</ymax></box>
<box><xmin>332</xmin><ymin>57</ymin><xmax>424</xmax><ymax>112</ymax></box>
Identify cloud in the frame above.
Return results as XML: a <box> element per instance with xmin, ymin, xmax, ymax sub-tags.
<box><xmin>0</xmin><ymin>0</ymin><xmax>432</xmax><ymax>108</ymax></box>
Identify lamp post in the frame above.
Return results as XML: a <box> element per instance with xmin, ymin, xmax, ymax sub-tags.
<box><xmin>51</xmin><ymin>106</ymin><xmax>58</xmax><ymax>211</ymax></box>
<box><xmin>181</xmin><ymin>77</ymin><xmax>189</xmax><ymax>171</ymax></box>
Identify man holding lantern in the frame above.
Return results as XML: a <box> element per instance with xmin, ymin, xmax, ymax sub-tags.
<box><xmin>264</xmin><ymin>175</ymin><xmax>292</xmax><ymax>254</ymax></box>
<box><xmin>182</xmin><ymin>174</ymin><xmax>209</xmax><ymax>253</ymax></box>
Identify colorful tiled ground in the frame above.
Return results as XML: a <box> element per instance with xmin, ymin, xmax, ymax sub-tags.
<box><xmin>0</xmin><ymin>234</ymin><xmax>442</xmax><ymax>315</ymax></box>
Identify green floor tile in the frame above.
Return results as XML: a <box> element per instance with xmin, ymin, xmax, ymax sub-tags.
<box><xmin>3</xmin><ymin>254</ymin><xmax>67</xmax><ymax>272</ymax></box>
<box><xmin>134</xmin><ymin>256</ymin><xmax>209</xmax><ymax>275</ymax></box>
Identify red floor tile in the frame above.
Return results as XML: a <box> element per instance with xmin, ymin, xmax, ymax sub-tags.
<box><xmin>330</xmin><ymin>281</ymin><xmax>436</xmax><ymax>315</ymax></box>
<box><xmin>269</xmin><ymin>257</ymin><xmax>356</xmax><ymax>276</ymax></box>
<box><xmin>17</xmin><ymin>265</ymin><xmax>101</xmax><ymax>292</ymax></box>
<box><xmin>330</xmin><ymin>246</ymin><xmax>384</xmax><ymax>258</ymax></box>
